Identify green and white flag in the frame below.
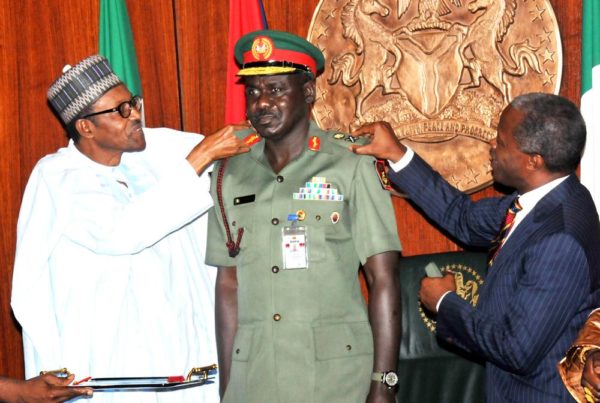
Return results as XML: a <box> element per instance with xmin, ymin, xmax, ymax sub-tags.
<box><xmin>99</xmin><ymin>0</ymin><xmax>142</xmax><ymax>97</ymax></box>
<box><xmin>581</xmin><ymin>0</ymin><xmax>600</xmax><ymax>208</ymax></box>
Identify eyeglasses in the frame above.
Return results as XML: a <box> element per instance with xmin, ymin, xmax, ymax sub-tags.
<box><xmin>80</xmin><ymin>95</ymin><xmax>143</xmax><ymax>119</ymax></box>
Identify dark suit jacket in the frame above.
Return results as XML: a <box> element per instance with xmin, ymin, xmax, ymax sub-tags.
<box><xmin>389</xmin><ymin>154</ymin><xmax>600</xmax><ymax>402</ymax></box>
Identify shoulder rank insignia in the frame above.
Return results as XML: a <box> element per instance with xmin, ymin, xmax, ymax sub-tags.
<box><xmin>308</xmin><ymin>136</ymin><xmax>321</xmax><ymax>151</ymax></box>
<box><xmin>375</xmin><ymin>159</ymin><xmax>392</xmax><ymax>191</ymax></box>
<box><xmin>243</xmin><ymin>133</ymin><xmax>261</xmax><ymax>146</ymax></box>
<box><xmin>332</xmin><ymin>132</ymin><xmax>358</xmax><ymax>143</ymax></box>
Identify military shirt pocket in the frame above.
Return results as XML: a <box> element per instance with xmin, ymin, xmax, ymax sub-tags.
<box><xmin>313</xmin><ymin>321</ymin><xmax>373</xmax><ymax>361</ymax></box>
<box><xmin>232</xmin><ymin>325</ymin><xmax>255</xmax><ymax>362</ymax></box>
<box><xmin>294</xmin><ymin>199</ymin><xmax>348</xmax><ymax>263</ymax></box>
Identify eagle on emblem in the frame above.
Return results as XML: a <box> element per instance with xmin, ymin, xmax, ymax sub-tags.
<box><xmin>398</xmin><ymin>0</ymin><xmax>462</xmax><ymax>19</ymax></box>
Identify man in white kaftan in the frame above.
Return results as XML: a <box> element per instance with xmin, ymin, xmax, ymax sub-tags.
<box><xmin>10</xmin><ymin>55</ymin><xmax>249</xmax><ymax>403</ymax></box>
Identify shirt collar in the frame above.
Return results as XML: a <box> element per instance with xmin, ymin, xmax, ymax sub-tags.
<box><xmin>516</xmin><ymin>175</ymin><xmax>569</xmax><ymax>216</ymax></box>
<box><xmin>248</xmin><ymin>121</ymin><xmax>332</xmax><ymax>166</ymax></box>
<box><xmin>68</xmin><ymin>139</ymin><xmax>122</xmax><ymax>175</ymax></box>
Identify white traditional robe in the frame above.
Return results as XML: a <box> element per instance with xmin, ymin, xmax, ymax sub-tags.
<box><xmin>11</xmin><ymin>127</ymin><xmax>219</xmax><ymax>402</ymax></box>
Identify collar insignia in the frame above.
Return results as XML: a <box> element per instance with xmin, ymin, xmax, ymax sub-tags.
<box><xmin>243</xmin><ymin>133</ymin><xmax>261</xmax><ymax>146</ymax></box>
<box><xmin>308</xmin><ymin>136</ymin><xmax>321</xmax><ymax>151</ymax></box>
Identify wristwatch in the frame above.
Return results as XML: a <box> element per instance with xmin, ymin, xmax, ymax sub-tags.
<box><xmin>371</xmin><ymin>370</ymin><xmax>399</xmax><ymax>388</ymax></box>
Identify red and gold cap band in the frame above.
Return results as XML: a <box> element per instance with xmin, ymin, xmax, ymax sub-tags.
<box><xmin>234</xmin><ymin>29</ymin><xmax>324</xmax><ymax>78</ymax></box>
<box><xmin>239</xmin><ymin>49</ymin><xmax>318</xmax><ymax>76</ymax></box>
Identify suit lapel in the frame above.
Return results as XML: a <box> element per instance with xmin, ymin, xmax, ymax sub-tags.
<box><xmin>482</xmin><ymin>175</ymin><xmax>577</xmax><ymax>287</ymax></box>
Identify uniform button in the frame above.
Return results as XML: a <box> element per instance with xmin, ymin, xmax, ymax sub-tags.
<box><xmin>276</xmin><ymin>175</ymin><xmax>284</xmax><ymax>183</ymax></box>
<box><xmin>236</xmin><ymin>348</ymin><xmax>240</xmax><ymax>354</ymax></box>
<box><xmin>315</xmin><ymin>215</ymin><xmax>321</xmax><ymax>221</ymax></box>
<box><xmin>272</xmin><ymin>266</ymin><xmax>280</xmax><ymax>273</ymax></box>
<box><xmin>273</xmin><ymin>313</ymin><xmax>281</xmax><ymax>321</ymax></box>
<box><xmin>346</xmin><ymin>345</ymin><xmax>352</xmax><ymax>351</ymax></box>
<box><xmin>271</xmin><ymin>218</ymin><xmax>279</xmax><ymax>225</ymax></box>
<box><xmin>231</xmin><ymin>220</ymin><xmax>236</xmax><ymax>227</ymax></box>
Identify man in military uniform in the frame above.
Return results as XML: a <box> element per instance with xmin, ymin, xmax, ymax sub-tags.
<box><xmin>206</xmin><ymin>30</ymin><xmax>402</xmax><ymax>403</ymax></box>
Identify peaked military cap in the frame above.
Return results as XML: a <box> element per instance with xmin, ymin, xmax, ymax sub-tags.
<box><xmin>234</xmin><ymin>30</ymin><xmax>324</xmax><ymax>78</ymax></box>
<box><xmin>47</xmin><ymin>54</ymin><xmax>123</xmax><ymax>125</ymax></box>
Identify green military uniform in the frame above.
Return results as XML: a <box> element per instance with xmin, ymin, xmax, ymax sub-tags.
<box><xmin>206</xmin><ymin>122</ymin><xmax>401</xmax><ymax>403</ymax></box>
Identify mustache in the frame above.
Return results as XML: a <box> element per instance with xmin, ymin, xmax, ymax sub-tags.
<box><xmin>249</xmin><ymin>111</ymin><xmax>279</xmax><ymax>121</ymax></box>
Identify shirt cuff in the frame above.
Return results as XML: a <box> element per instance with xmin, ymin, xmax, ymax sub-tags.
<box><xmin>436</xmin><ymin>291</ymin><xmax>452</xmax><ymax>312</ymax></box>
<box><xmin>388</xmin><ymin>147</ymin><xmax>414</xmax><ymax>172</ymax></box>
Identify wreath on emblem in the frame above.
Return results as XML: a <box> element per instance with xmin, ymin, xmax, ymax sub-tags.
<box><xmin>419</xmin><ymin>263</ymin><xmax>484</xmax><ymax>333</ymax></box>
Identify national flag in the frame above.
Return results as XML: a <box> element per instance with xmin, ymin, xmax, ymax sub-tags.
<box><xmin>99</xmin><ymin>0</ymin><xmax>143</xmax><ymax>97</ymax></box>
<box><xmin>581</xmin><ymin>0</ymin><xmax>600</xmax><ymax>208</ymax></box>
<box><xmin>224</xmin><ymin>0</ymin><xmax>268</xmax><ymax>124</ymax></box>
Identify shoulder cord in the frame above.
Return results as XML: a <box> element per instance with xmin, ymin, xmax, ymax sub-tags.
<box><xmin>216</xmin><ymin>158</ymin><xmax>244</xmax><ymax>257</ymax></box>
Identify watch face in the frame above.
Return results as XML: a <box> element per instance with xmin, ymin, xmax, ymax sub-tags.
<box><xmin>384</xmin><ymin>371</ymin><xmax>399</xmax><ymax>387</ymax></box>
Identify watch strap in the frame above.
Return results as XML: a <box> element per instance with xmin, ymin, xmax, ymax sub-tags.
<box><xmin>371</xmin><ymin>370</ymin><xmax>399</xmax><ymax>388</ymax></box>
<box><xmin>371</xmin><ymin>371</ymin><xmax>384</xmax><ymax>382</ymax></box>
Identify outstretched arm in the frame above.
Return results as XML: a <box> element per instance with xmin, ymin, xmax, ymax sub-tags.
<box><xmin>363</xmin><ymin>251</ymin><xmax>401</xmax><ymax>403</ymax></box>
<box><xmin>186</xmin><ymin>124</ymin><xmax>251</xmax><ymax>175</ymax></box>
<box><xmin>0</xmin><ymin>374</ymin><xmax>92</xmax><ymax>403</ymax></box>
<box><xmin>351</xmin><ymin>122</ymin><xmax>407</xmax><ymax>163</ymax></box>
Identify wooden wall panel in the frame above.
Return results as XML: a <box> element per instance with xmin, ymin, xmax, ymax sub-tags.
<box><xmin>0</xmin><ymin>0</ymin><xmax>181</xmax><ymax>379</ymax></box>
<box><xmin>0</xmin><ymin>0</ymin><xmax>100</xmax><ymax>378</ymax></box>
<box><xmin>126</xmin><ymin>0</ymin><xmax>181</xmax><ymax>129</ymax></box>
<box><xmin>174</xmin><ymin>0</ymin><xmax>229</xmax><ymax>134</ymax></box>
<box><xmin>0</xmin><ymin>0</ymin><xmax>24</xmax><ymax>380</ymax></box>
<box><xmin>0</xmin><ymin>0</ymin><xmax>584</xmax><ymax>380</ymax></box>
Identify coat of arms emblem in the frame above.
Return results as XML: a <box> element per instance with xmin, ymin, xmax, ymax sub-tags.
<box><xmin>308</xmin><ymin>0</ymin><xmax>562</xmax><ymax>192</ymax></box>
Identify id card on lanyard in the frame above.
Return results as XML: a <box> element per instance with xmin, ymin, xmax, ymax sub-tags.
<box><xmin>282</xmin><ymin>225</ymin><xmax>308</xmax><ymax>269</ymax></box>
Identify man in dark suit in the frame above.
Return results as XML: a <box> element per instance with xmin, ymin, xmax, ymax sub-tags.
<box><xmin>351</xmin><ymin>93</ymin><xmax>600</xmax><ymax>402</ymax></box>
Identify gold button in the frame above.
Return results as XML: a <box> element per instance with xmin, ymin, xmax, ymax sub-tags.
<box><xmin>346</xmin><ymin>345</ymin><xmax>352</xmax><ymax>351</ymax></box>
<box><xmin>276</xmin><ymin>175</ymin><xmax>284</xmax><ymax>183</ymax></box>
<box><xmin>271</xmin><ymin>218</ymin><xmax>279</xmax><ymax>225</ymax></box>
<box><xmin>315</xmin><ymin>215</ymin><xmax>321</xmax><ymax>221</ymax></box>
<box><xmin>273</xmin><ymin>314</ymin><xmax>281</xmax><ymax>321</ymax></box>
<box><xmin>272</xmin><ymin>266</ymin><xmax>280</xmax><ymax>273</ymax></box>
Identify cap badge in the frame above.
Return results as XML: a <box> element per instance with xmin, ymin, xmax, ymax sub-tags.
<box><xmin>251</xmin><ymin>36</ymin><xmax>273</xmax><ymax>61</ymax></box>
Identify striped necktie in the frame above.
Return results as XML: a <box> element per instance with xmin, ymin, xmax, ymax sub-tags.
<box><xmin>488</xmin><ymin>197</ymin><xmax>522</xmax><ymax>266</ymax></box>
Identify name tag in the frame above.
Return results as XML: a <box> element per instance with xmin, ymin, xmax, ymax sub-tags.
<box><xmin>233</xmin><ymin>194</ymin><xmax>256</xmax><ymax>205</ymax></box>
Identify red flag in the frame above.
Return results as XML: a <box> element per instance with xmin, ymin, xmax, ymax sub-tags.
<box><xmin>225</xmin><ymin>0</ymin><xmax>268</xmax><ymax>124</ymax></box>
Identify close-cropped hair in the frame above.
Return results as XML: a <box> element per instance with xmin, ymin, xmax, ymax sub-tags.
<box><xmin>511</xmin><ymin>92</ymin><xmax>586</xmax><ymax>174</ymax></box>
